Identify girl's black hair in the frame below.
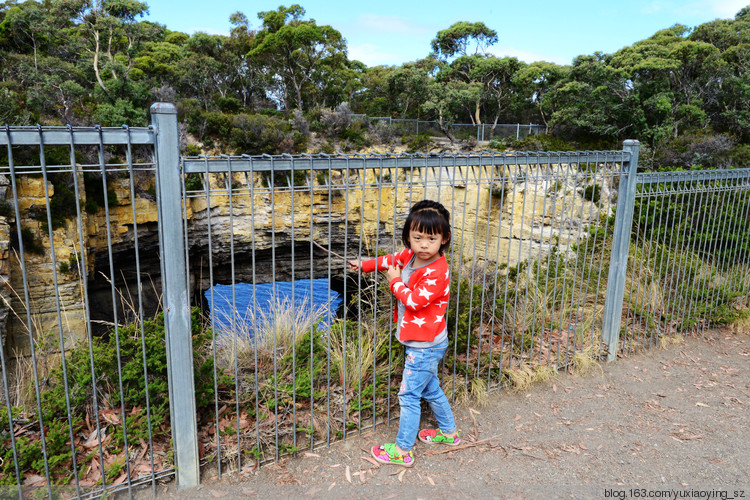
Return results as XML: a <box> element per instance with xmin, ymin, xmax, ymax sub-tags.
<box><xmin>402</xmin><ymin>199</ymin><xmax>452</xmax><ymax>254</ymax></box>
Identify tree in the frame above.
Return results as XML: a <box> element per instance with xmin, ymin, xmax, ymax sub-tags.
<box><xmin>547</xmin><ymin>53</ymin><xmax>640</xmax><ymax>139</ymax></box>
<box><xmin>249</xmin><ymin>4</ymin><xmax>347</xmax><ymax>111</ymax></box>
<box><xmin>386</xmin><ymin>58</ymin><xmax>435</xmax><ymax>118</ymax></box>
<box><xmin>431</xmin><ymin>21</ymin><xmax>498</xmax><ymax>59</ymax></box>
<box><xmin>0</xmin><ymin>0</ymin><xmax>57</xmax><ymax>71</ymax></box>
<box><xmin>57</xmin><ymin>0</ymin><xmax>150</xmax><ymax>92</ymax></box>
<box><xmin>515</xmin><ymin>61</ymin><xmax>569</xmax><ymax>128</ymax></box>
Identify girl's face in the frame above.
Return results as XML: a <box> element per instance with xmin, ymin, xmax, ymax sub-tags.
<box><xmin>408</xmin><ymin>228</ymin><xmax>448</xmax><ymax>265</ymax></box>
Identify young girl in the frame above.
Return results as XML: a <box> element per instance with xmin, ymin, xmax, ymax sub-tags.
<box><xmin>348</xmin><ymin>199</ymin><xmax>460</xmax><ymax>467</ymax></box>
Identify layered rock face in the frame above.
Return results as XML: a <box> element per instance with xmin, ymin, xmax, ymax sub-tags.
<box><xmin>0</xmin><ymin>164</ymin><xmax>610</xmax><ymax>358</ymax></box>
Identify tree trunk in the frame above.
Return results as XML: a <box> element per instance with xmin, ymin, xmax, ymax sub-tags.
<box><xmin>92</xmin><ymin>32</ymin><xmax>107</xmax><ymax>91</ymax></box>
<box><xmin>437</xmin><ymin>109</ymin><xmax>457</xmax><ymax>144</ymax></box>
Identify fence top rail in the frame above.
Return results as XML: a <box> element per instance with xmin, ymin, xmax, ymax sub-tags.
<box><xmin>0</xmin><ymin>126</ymin><xmax>156</xmax><ymax>146</ymax></box>
<box><xmin>636</xmin><ymin>167</ymin><xmax>750</xmax><ymax>185</ymax></box>
<box><xmin>182</xmin><ymin>150</ymin><xmax>630</xmax><ymax>174</ymax></box>
<box><xmin>363</xmin><ymin>117</ymin><xmax>546</xmax><ymax>127</ymax></box>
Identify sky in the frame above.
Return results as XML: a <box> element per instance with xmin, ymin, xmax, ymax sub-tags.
<box><xmin>144</xmin><ymin>0</ymin><xmax>749</xmax><ymax>67</ymax></box>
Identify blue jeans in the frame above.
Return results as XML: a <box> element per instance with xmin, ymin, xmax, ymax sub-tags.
<box><xmin>395</xmin><ymin>338</ymin><xmax>456</xmax><ymax>451</ymax></box>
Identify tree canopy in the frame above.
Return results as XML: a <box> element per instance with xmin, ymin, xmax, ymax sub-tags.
<box><xmin>0</xmin><ymin>0</ymin><xmax>749</xmax><ymax>160</ymax></box>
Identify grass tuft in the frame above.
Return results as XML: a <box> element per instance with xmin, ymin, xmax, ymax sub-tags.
<box><xmin>570</xmin><ymin>346</ymin><xmax>603</xmax><ymax>377</ymax></box>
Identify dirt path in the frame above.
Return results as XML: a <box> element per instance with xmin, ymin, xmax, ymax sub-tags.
<box><xmin>144</xmin><ymin>329</ymin><xmax>749</xmax><ymax>499</ymax></box>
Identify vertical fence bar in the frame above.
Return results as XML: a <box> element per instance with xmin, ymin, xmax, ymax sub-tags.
<box><xmin>602</xmin><ymin>140</ymin><xmax>640</xmax><ymax>361</ymax></box>
<box><xmin>150</xmin><ymin>103</ymin><xmax>199</xmax><ymax>487</ymax></box>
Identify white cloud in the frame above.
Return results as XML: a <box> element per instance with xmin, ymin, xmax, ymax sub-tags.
<box><xmin>681</xmin><ymin>0</ymin><xmax>746</xmax><ymax>18</ymax></box>
<box><xmin>355</xmin><ymin>14</ymin><xmax>431</xmax><ymax>35</ymax></box>
<box><xmin>641</xmin><ymin>0</ymin><xmax>668</xmax><ymax>14</ymax></box>
<box><xmin>348</xmin><ymin>43</ymin><xmax>409</xmax><ymax>67</ymax></box>
<box><xmin>488</xmin><ymin>46</ymin><xmax>571</xmax><ymax>66</ymax></box>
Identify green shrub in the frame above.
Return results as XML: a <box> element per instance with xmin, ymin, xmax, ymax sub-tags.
<box><xmin>184</xmin><ymin>173</ymin><xmax>203</xmax><ymax>191</ymax></box>
<box><xmin>184</xmin><ymin>144</ymin><xmax>202</xmax><ymax>156</ymax></box>
<box><xmin>402</xmin><ymin>134</ymin><xmax>433</xmax><ymax>153</ymax></box>
<box><xmin>582</xmin><ymin>184</ymin><xmax>601</xmax><ymax>203</ymax></box>
<box><xmin>512</xmin><ymin>134</ymin><xmax>576</xmax><ymax>152</ymax></box>
<box><xmin>15</xmin><ymin>227</ymin><xmax>44</xmax><ymax>255</ymax></box>
<box><xmin>229</xmin><ymin>113</ymin><xmax>301</xmax><ymax>155</ymax></box>
<box><xmin>0</xmin><ymin>308</ymin><xmax>219</xmax><ymax>484</ymax></box>
<box><xmin>83</xmin><ymin>173</ymin><xmax>118</xmax><ymax>213</ymax></box>
<box><xmin>487</xmin><ymin>138</ymin><xmax>508</xmax><ymax>151</ymax></box>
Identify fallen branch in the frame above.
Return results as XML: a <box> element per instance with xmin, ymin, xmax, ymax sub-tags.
<box><xmin>422</xmin><ymin>435</ymin><xmax>503</xmax><ymax>456</ymax></box>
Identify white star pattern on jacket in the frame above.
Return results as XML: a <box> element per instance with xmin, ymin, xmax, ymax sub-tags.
<box><xmin>406</xmin><ymin>295</ymin><xmax>418</xmax><ymax>309</ymax></box>
<box><xmin>411</xmin><ymin>316</ymin><xmax>426</xmax><ymax>327</ymax></box>
<box><xmin>360</xmin><ymin>248</ymin><xmax>450</xmax><ymax>342</ymax></box>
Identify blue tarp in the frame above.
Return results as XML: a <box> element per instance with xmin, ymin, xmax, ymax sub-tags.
<box><xmin>205</xmin><ymin>279</ymin><xmax>343</xmax><ymax>336</ymax></box>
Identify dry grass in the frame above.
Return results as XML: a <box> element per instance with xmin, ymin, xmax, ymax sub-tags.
<box><xmin>327</xmin><ymin>320</ymin><xmax>388</xmax><ymax>386</ymax></box>
<box><xmin>442</xmin><ymin>375</ymin><xmax>489</xmax><ymax>407</ymax></box>
<box><xmin>213</xmin><ymin>295</ymin><xmax>333</xmax><ymax>372</ymax></box>
<box><xmin>503</xmin><ymin>363</ymin><xmax>558</xmax><ymax>392</ymax></box>
<box><xmin>659</xmin><ymin>334</ymin><xmax>685</xmax><ymax>349</ymax></box>
<box><xmin>727</xmin><ymin>313</ymin><xmax>750</xmax><ymax>335</ymax></box>
<box><xmin>570</xmin><ymin>345</ymin><xmax>603</xmax><ymax>376</ymax></box>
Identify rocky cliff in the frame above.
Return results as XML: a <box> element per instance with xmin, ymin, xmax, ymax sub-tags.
<box><xmin>0</xmin><ymin>164</ymin><xmax>609</xmax><ymax>358</ymax></box>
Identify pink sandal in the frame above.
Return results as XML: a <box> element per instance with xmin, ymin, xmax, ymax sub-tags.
<box><xmin>418</xmin><ymin>428</ymin><xmax>460</xmax><ymax>446</ymax></box>
<box><xmin>371</xmin><ymin>443</ymin><xmax>414</xmax><ymax>467</ymax></box>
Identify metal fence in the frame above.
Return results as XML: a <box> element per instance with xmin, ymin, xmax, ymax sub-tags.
<box><xmin>351</xmin><ymin>115</ymin><xmax>546</xmax><ymax>141</ymax></box>
<box><xmin>0</xmin><ymin>104</ymin><xmax>748</xmax><ymax>499</ymax></box>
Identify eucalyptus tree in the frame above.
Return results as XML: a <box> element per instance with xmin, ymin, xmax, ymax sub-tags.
<box><xmin>514</xmin><ymin>61</ymin><xmax>569</xmax><ymax>129</ymax></box>
<box><xmin>609</xmin><ymin>25</ymin><xmax>724</xmax><ymax>141</ymax></box>
<box><xmin>248</xmin><ymin>4</ymin><xmax>347</xmax><ymax>111</ymax></box>
<box><xmin>545</xmin><ymin>52</ymin><xmax>638</xmax><ymax>139</ymax></box>
<box><xmin>689</xmin><ymin>8</ymin><xmax>750</xmax><ymax>140</ymax></box>
<box><xmin>309</xmin><ymin>55</ymin><xmax>365</xmax><ymax>109</ymax></box>
<box><xmin>355</xmin><ymin>64</ymin><xmax>396</xmax><ymax>116</ymax></box>
<box><xmin>431</xmin><ymin>21</ymin><xmax>498</xmax><ymax>59</ymax></box>
<box><xmin>0</xmin><ymin>0</ymin><xmax>58</xmax><ymax>71</ymax></box>
<box><xmin>227</xmin><ymin>11</ymin><xmax>266</xmax><ymax>109</ymax></box>
<box><xmin>385</xmin><ymin>58</ymin><xmax>434</xmax><ymax>118</ymax></box>
<box><xmin>54</xmin><ymin>0</ymin><xmax>152</xmax><ymax>92</ymax></box>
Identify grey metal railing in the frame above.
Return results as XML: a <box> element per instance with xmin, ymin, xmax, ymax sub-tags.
<box><xmin>0</xmin><ymin>105</ymin><xmax>748</xmax><ymax>499</ymax></box>
<box><xmin>355</xmin><ymin>115</ymin><xmax>546</xmax><ymax>141</ymax></box>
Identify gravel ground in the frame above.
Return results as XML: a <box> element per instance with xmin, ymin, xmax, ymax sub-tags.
<box><xmin>139</xmin><ymin>328</ymin><xmax>749</xmax><ymax>499</ymax></box>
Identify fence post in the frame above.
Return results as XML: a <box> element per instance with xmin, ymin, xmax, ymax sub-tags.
<box><xmin>150</xmin><ymin>103</ymin><xmax>200</xmax><ymax>487</ymax></box>
<box><xmin>602</xmin><ymin>140</ymin><xmax>641</xmax><ymax>361</ymax></box>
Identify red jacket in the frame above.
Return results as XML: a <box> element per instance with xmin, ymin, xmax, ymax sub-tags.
<box><xmin>361</xmin><ymin>248</ymin><xmax>450</xmax><ymax>342</ymax></box>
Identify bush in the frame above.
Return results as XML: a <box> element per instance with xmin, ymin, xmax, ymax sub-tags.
<box><xmin>511</xmin><ymin>134</ymin><xmax>576</xmax><ymax>152</ymax></box>
<box><xmin>291</xmin><ymin>109</ymin><xmax>310</xmax><ymax>137</ymax></box>
<box><xmin>653</xmin><ymin>132</ymin><xmax>735</xmax><ymax>170</ymax></box>
<box><xmin>0</xmin><ymin>309</ymin><xmax>219</xmax><ymax>484</ymax></box>
<box><xmin>229</xmin><ymin>113</ymin><xmax>301</xmax><ymax>155</ymax></box>
<box><xmin>92</xmin><ymin>99</ymin><xmax>147</xmax><ymax>127</ymax></box>
<box><xmin>319</xmin><ymin>103</ymin><xmax>352</xmax><ymax>137</ymax></box>
<box><xmin>487</xmin><ymin>138</ymin><xmax>508</xmax><ymax>151</ymax></box>
<box><xmin>83</xmin><ymin>173</ymin><xmax>118</xmax><ymax>213</ymax></box>
<box><xmin>402</xmin><ymin>134</ymin><xmax>433</xmax><ymax>153</ymax></box>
